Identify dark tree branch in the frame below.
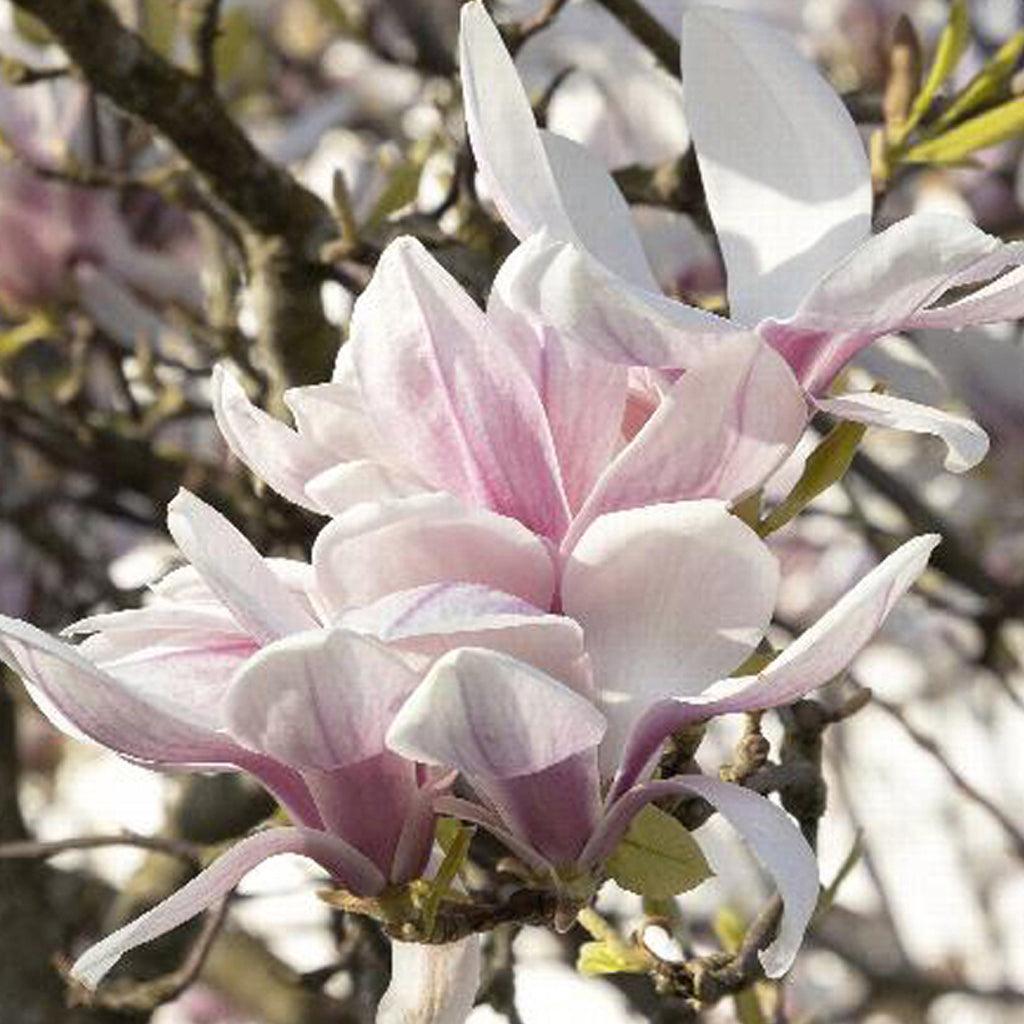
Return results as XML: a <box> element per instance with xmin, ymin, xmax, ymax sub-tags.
<box><xmin>591</xmin><ymin>0</ymin><xmax>679</xmax><ymax>75</ymax></box>
<box><xmin>10</xmin><ymin>0</ymin><xmax>339</xmax><ymax>394</ymax></box>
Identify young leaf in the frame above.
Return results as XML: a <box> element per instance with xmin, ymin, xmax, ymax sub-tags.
<box><xmin>758</xmin><ymin>421</ymin><xmax>866</xmax><ymax>536</ymax></box>
<box><xmin>904</xmin><ymin>97</ymin><xmax>1024</xmax><ymax>165</ymax></box>
<box><xmin>577</xmin><ymin>940</ymin><xmax>648</xmax><ymax>977</ymax></box>
<box><xmin>606</xmin><ymin>805</ymin><xmax>713</xmax><ymax>899</ymax></box>
<box><xmin>934</xmin><ymin>30</ymin><xmax>1024</xmax><ymax>132</ymax></box>
<box><xmin>896</xmin><ymin>0</ymin><xmax>969</xmax><ymax>143</ymax></box>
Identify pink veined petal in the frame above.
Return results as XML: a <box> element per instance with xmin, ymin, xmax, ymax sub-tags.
<box><xmin>567</xmin><ymin>336</ymin><xmax>808</xmax><ymax>547</ymax></box>
<box><xmin>609</xmin><ymin>534</ymin><xmax>941</xmax><ymax>801</ymax></box>
<box><xmin>538</xmin><ymin>129</ymin><xmax>660</xmax><ymax>291</ymax></box>
<box><xmin>494</xmin><ymin>233</ymin><xmax>739</xmax><ymax>369</ymax></box>
<box><xmin>339</xmin><ymin>583</ymin><xmax>591</xmax><ymax>695</ymax></box>
<box><xmin>459</xmin><ymin>1</ymin><xmax>575</xmax><ymax>243</ymax></box>
<box><xmin>283</xmin><ymin>382</ymin><xmax>391</xmax><ymax>464</ymax></box>
<box><xmin>0</xmin><ymin>613</ymin><xmax>244</xmax><ymax>766</ymax></box>
<box><xmin>582</xmin><ymin>776</ymin><xmax>819</xmax><ymax>979</ymax></box>
<box><xmin>386</xmin><ymin>647</ymin><xmax>606</xmax><ymax>780</ymax></box>
<box><xmin>378</xmin><ymin>937</ymin><xmax>482</xmax><ymax>1024</ymax></box>
<box><xmin>167</xmin><ymin>489</ymin><xmax>316</xmax><ymax>644</ymax></box>
<box><xmin>312</xmin><ymin>494</ymin><xmax>556</xmax><ymax>615</ymax></box>
<box><xmin>562</xmin><ymin>501</ymin><xmax>779</xmax><ymax>765</ymax></box>
<box><xmin>816</xmin><ymin>392</ymin><xmax>989</xmax><ymax>473</ymax></box>
<box><xmin>225</xmin><ymin>629</ymin><xmax>420</xmax><ymax>772</ymax></box>
<box><xmin>211</xmin><ymin>365</ymin><xmax>330</xmax><ymax>512</ymax></box>
<box><xmin>681</xmin><ymin>5</ymin><xmax>871</xmax><ymax>324</ymax></box>
<box><xmin>350</xmin><ymin>236</ymin><xmax>569</xmax><ymax>539</ymax></box>
<box><xmin>487</xmin><ymin>288</ymin><xmax>629</xmax><ymax>514</ymax></box>
<box><xmin>70</xmin><ymin>827</ymin><xmax>386</xmax><ymax>991</ymax></box>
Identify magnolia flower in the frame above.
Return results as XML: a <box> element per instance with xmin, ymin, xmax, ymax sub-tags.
<box><xmin>459</xmin><ymin>1</ymin><xmax>1006</xmax><ymax>475</ymax></box>
<box><xmin>0</xmin><ymin>59</ymin><xmax>199</xmax><ymax>332</ymax></box>
<box><xmin>386</xmin><ymin>531</ymin><xmax>939</xmax><ymax>978</ymax></box>
<box><xmin>0</xmin><ymin>489</ymin><xmax>480</xmax><ymax>1022</ymax></box>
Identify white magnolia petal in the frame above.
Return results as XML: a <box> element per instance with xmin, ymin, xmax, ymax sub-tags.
<box><xmin>459</xmin><ymin>0</ymin><xmax>574</xmax><ymax>242</ymax></box>
<box><xmin>167</xmin><ymin>489</ymin><xmax>316</xmax><ymax>644</ymax></box>
<box><xmin>539</xmin><ymin>129</ymin><xmax>659</xmax><ymax>290</ymax></box>
<box><xmin>225</xmin><ymin>629</ymin><xmax>419</xmax><ymax>771</ymax></box>
<box><xmin>211</xmin><ymin>365</ymin><xmax>327</xmax><ymax>511</ymax></box>
<box><xmin>681</xmin><ymin>5</ymin><xmax>871</xmax><ymax>323</ymax></box>
<box><xmin>386</xmin><ymin>648</ymin><xmax>606</xmax><ymax>779</ymax></box>
<box><xmin>584</xmin><ymin>777</ymin><xmax>818</xmax><ymax>979</ymax></box>
<box><xmin>909</xmin><ymin>264</ymin><xmax>1024</xmax><ymax>329</ymax></box>
<box><xmin>494</xmin><ymin>233</ymin><xmax>738</xmax><ymax>369</ymax></box>
<box><xmin>304</xmin><ymin>460</ymin><xmax>428</xmax><ymax>515</ymax></box>
<box><xmin>817</xmin><ymin>392</ymin><xmax>989</xmax><ymax>473</ymax></box>
<box><xmin>72</xmin><ymin>828</ymin><xmax>385</xmax><ymax>990</ymax></box>
<box><xmin>377</xmin><ymin>937</ymin><xmax>482</xmax><ymax>1024</ymax></box>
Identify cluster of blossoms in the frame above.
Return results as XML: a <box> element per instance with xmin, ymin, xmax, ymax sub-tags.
<box><xmin>3</xmin><ymin>2</ymin><xmax>1023</xmax><ymax>1020</ymax></box>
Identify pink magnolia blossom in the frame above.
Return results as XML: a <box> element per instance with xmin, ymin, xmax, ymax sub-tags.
<box><xmin>0</xmin><ymin>489</ymin><xmax>486</xmax><ymax>1022</ymax></box>
<box><xmin>460</xmin><ymin>1</ymin><xmax>1001</xmax><ymax>475</ymax></box>
<box><xmin>386</xmin><ymin>530</ymin><xmax>938</xmax><ymax>978</ymax></box>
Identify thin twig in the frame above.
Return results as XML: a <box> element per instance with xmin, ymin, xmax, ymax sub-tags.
<box><xmin>0</xmin><ymin>832</ymin><xmax>203</xmax><ymax>869</ymax></box>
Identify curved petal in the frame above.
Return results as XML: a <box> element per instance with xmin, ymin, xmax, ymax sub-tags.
<box><xmin>909</xmin><ymin>264</ymin><xmax>1024</xmax><ymax>330</ymax></box>
<box><xmin>562</xmin><ymin>501</ymin><xmax>778</xmax><ymax>715</ymax></box>
<box><xmin>459</xmin><ymin>0</ymin><xmax>574</xmax><ymax>243</ymax></box>
<box><xmin>567</xmin><ymin>336</ymin><xmax>808</xmax><ymax>546</ymax></box>
<box><xmin>350</xmin><ymin>237</ymin><xmax>569</xmax><ymax>539</ymax></box>
<box><xmin>312</xmin><ymin>494</ymin><xmax>556</xmax><ymax>615</ymax></box>
<box><xmin>0</xmin><ymin>614</ymin><xmax>241</xmax><ymax>766</ymax></box>
<box><xmin>304</xmin><ymin>460</ymin><xmax>428</xmax><ymax>515</ymax></box>
<box><xmin>225</xmin><ymin>629</ymin><xmax>419</xmax><ymax>771</ymax></box>
<box><xmin>378</xmin><ymin>937</ymin><xmax>482</xmax><ymax>1024</ymax></box>
<box><xmin>494</xmin><ymin>234</ymin><xmax>739</xmax><ymax>369</ymax></box>
<box><xmin>386</xmin><ymin>648</ymin><xmax>606</xmax><ymax>779</ymax></box>
<box><xmin>583</xmin><ymin>777</ymin><xmax>818</xmax><ymax>979</ymax></box>
<box><xmin>539</xmin><ymin>129</ymin><xmax>659</xmax><ymax>291</ymax></box>
<box><xmin>611</xmin><ymin>534</ymin><xmax>940</xmax><ymax>800</ymax></box>
<box><xmin>71</xmin><ymin>827</ymin><xmax>386</xmax><ymax>990</ymax></box>
<box><xmin>211</xmin><ymin>366</ymin><xmax>328</xmax><ymax>511</ymax></box>
<box><xmin>340</xmin><ymin>583</ymin><xmax>591</xmax><ymax>694</ymax></box>
<box><xmin>681</xmin><ymin>5</ymin><xmax>871</xmax><ymax>323</ymax></box>
<box><xmin>816</xmin><ymin>392</ymin><xmax>988</xmax><ymax>473</ymax></box>
<box><xmin>167</xmin><ymin>490</ymin><xmax>316</xmax><ymax>644</ymax></box>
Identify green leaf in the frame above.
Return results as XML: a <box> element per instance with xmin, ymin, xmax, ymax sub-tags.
<box><xmin>934</xmin><ymin>30</ymin><xmax>1024</xmax><ymax>132</ymax></box>
<box><xmin>606</xmin><ymin>805</ymin><xmax>713</xmax><ymax>899</ymax></box>
<box><xmin>364</xmin><ymin>149</ymin><xmax>428</xmax><ymax>232</ymax></box>
<box><xmin>0</xmin><ymin>312</ymin><xmax>55</xmax><ymax>362</ymax></box>
<box><xmin>422</xmin><ymin>820</ymin><xmax>473</xmax><ymax>936</ymax></box>
<box><xmin>897</xmin><ymin>0</ymin><xmax>969</xmax><ymax>142</ymax></box>
<box><xmin>758</xmin><ymin>420</ymin><xmax>866</xmax><ymax>536</ymax></box>
<box><xmin>577</xmin><ymin>940</ymin><xmax>648</xmax><ymax>977</ymax></box>
<box><xmin>904</xmin><ymin>97</ymin><xmax>1024</xmax><ymax>164</ymax></box>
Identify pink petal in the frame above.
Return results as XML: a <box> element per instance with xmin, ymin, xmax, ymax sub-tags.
<box><xmin>561</xmin><ymin>501</ymin><xmax>778</xmax><ymax>760</ymax></box>
<box><xmin>304</xmin><ymin>460</ymin><xmax>428</xmax><ymax>515</ymax></box>
<box><xmin>386</xmin><ymin>647</ymin><xmax>606</xmax><ymax>779</ymax></box>
<box><xmin>225</xmin><ymin>629</ymin><xmax>419</xmax><ymax>771</ymax></box>
<box><xmin>681</xmin><ymin>5</ymin><xmax>871</xmax><ymax>324</ymax></box>
<box><xmin>0</xmin><ymin>614</ymin><xmax>241</xmax><ymax>766</ymax></box>
<box><xmin>487</xmin><ymin>289</ymin><xmax>629</xmax><ymax>513</ymax></box>
<box><xmin>379</xmin><ymin>938</ymin><xmax>482</xmax><ymax>1024</ymax></box>
<box><xmin>312</xmin><ymin>494</ymin><xmax>556</xmax><ymax>614</ymax></box>
<box><xmin>567</xmin><ymin>336</ymin><xmax>808</xmax><ymax>546</ymax></box>
<box><xmin>583</xmin><ymin>776</ymin><xmax>818</xmax><ymax>979</ymax></box>
<box><xmin>167</xmin><ymin>489</ymin><xmax>317</xmax><ymax>644</ymax></box>
<box><xmin>816</xmin><ymin>392</ymin><xmax>989</xmax><ymax>473</ymax></box>
<box><xmin>71</xmin><ymin>827</ymin><xmax>385</xmax><ymax>990</ymax></box>
<box><xmin>350</xmin><ymin>237</ymin><xmax>569</xmax><ymax>539</ymax></box>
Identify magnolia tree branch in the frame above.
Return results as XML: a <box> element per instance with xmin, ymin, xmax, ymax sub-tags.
<box><xmin>9</xmin><ymin>0</ymin><xmax>339</xmax><ymax>395</ymax></box>
<box><xmin>591</xmin><ymin>0</ymin><xmax>679</xmax><ymax>74</ymax></box>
